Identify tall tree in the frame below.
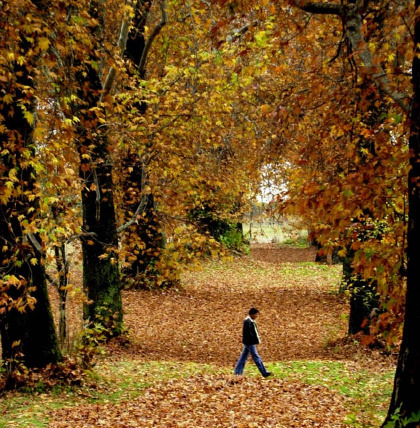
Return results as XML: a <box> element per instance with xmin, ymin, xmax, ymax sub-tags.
<box><xmin>72</xmin><ymin>0</ymin><xmax>127</xmax><ymax>334</ymax></box>
<box><xmin>119</xmin><ymin>0</ymin><xmax>168</xmax><ymax>287</ymax></box>
<box><xmin>0</xmin><ymin>0</ymin><xmax>61</xmax><ymax>369</ymax></box>
<box><xmin>384</xmin><ymin>2</ymin><xmax>420</xmax><ymax>424</ymax></box>
<box><xmin>287</xmin><ymin>0</ymin><xmax>420</xmax><ymax>424</ymax></box>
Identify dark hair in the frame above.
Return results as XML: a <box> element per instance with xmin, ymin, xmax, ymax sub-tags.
<box><xmin>249</xmin><ymin>307</ymin><xmax>259</xmax><ymax>315</ymax></box>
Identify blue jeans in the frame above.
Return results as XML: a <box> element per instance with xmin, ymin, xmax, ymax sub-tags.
<box><xmin>234</xmin><ymin>344</ymin><xmax>269</xmax><ymax>376</ymax></box>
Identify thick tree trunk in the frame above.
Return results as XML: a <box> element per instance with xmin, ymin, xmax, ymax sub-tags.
<box><xmin>74</xmin><ymin>2</ymin><xmax>123</xmax><ymax>335</ymax></box>
<box><xmin>0</xmin><ymin>8</ymin><xmax>61</xmax><ymax>368</ymax></box>
<box><xmin>79</xmin><ymin>135</ymin><xmax>123</xmax><ymax>334</ymax></box>
<box><xmin>0</xmin><ymin>252</ymin><xmax>61</xmax><ymax>370</ymax></box>
<box><xmin>343</xmin><ymin>248</ymin><xmax>379</xmax><ymax>336</ymax></box>
<box><xmin>383</xmin><ymin>3</ymin><xmax>420</xmax><ymax>425</ymax></box>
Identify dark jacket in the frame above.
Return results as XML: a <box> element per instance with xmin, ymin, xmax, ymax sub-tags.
<box><xmin>242</xmin><ymin>316</ymin><xmax>260</xmax><ymax>345</ymax></box>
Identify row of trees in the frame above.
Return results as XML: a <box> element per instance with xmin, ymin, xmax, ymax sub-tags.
<box><xmin>0</xmin><ymin>0</ymin><xmax>265</xmax><ymax>365</ymax></box>
<box><xmin>1</xmin><ymin>0</ymin><xmax>420</xmax><ymax>425</ymax></box>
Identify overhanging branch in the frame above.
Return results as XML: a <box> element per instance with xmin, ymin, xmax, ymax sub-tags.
<box><xmin>291</xmin><ymin>0</ymin><xmax>343</xmax><ymax>15</ymax></box>
<box><xmin>138</xmin><ymin>0</ymin><xmax>168</xmax><ymax>76</ymax></box>
<box><xmin>292</xmin><ymin>1</ymin><xmax>410</xmax><ymax>112</ymax></box>
<box><xmin>117</xmin><ymin>194</ymin><xmax>149</xmax><ymax>233</ymax></box>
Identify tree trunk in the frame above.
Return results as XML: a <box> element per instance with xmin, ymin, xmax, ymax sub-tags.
<box><xmin>54</xmin><ymin>243</ymin><xmax>68</xmax><ymax>348</ymax></box>
<box><xmin>383</xmin><ymin>3</ymin><xmax>420</xmax><ymax>425</ymax></box>
<box><xmin>343</xmin><ymin>246</ymin><xmax>379</xmax><ymax>336</ymax></box>
<box><xmin>79</xmin><ymin>134</ymin><xmax>123</xmax><ymax>334</ymax></box>
<box><xmin>75</xmin><ymin>2</ymin><xmax>123</xmax><ymax>335</ymax></box>
<box><xmin>0</xmin><ymin>4</ymin><xmax>61</xmax><ymax>368</ymax></box>
<box><xmin>0</xmin><ymin>254</ymin><xmax>61</xmax><ymax>370</ymax></box>
<box><xmin>121</xmin><ymin>155</ymin><xmax>164</xmax><ymax>283</ymax></box>
<box><xmin>120</xmin><ymin>0</ymin><xmax>167</xmax><ymax>286</ymax></box>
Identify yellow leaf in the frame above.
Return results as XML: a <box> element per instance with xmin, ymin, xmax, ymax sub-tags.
<box><xmin>24</xmin><ymin>111</ymin><xmax>35</xmax><ymax>125</ymax></box>
<box><xmin>338</xmin><ymin>249</ymin><xmax>347</xmax><ymax>258</ymax></box>
<box><xmin>260</xmin><ymin>104</ymin><xmax>270</xmax><ymax>115</ymax></box>
<box><xmin>3</xmin><ymin>93</ymin><xmax>13</xmax><ymax>104</ymax></box>
<box><xmin>39</xmin><ymin>37</ymin><xmax>50</xmax><ymax>51</ymax></box>
<box><xmin>30</xmin><ymin>258</ymin><xmax>38</xmax><ymax>266</ymax></box>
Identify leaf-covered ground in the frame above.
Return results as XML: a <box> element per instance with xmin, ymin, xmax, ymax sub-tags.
<box><xmin>4</xmin><ymin>244</ymin><xmax>396</xmax><ymax>427</ymax></box>
<box><xmin>50</xmin><ymin>375</ymin><xmax>352</xmax><ymax>427</ymax></box>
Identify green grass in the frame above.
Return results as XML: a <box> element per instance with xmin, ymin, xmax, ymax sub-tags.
<box><xmin>243</xmin><ymin>221</ymin><xmax>309</xmax><ymax>245</ymax></box>
<box><xmin>279</xmin><ymin>262</ymin><xmax>343</xmax><ymax>288</ymax></box>
<box><xmin>200</xmin><ymin>260</ymin><xmax>343</xmax><ymax>293</ymax></box>
<box><xmin>0</xmin><ymin>360</ymin><xmax>393</xmax><ymax>428</ymax></box>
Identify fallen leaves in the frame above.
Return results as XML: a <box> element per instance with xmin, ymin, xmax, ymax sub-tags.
<box><xmin>42</xmin><ymin>244</ymin><xmax>395</xmax><ymax>427</ymax></box>
<box><xmin>49</xmin><ymin>375</ymin><xmax>351</xmax><ymax>427</ymax></box>
<box><xmin>116</xmin><ymin>245</ymin><xmax>347</xmax><ymax>365</ymax></box>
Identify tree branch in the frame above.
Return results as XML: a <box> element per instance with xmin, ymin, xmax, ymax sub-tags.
<box><xmin>117</xmin><ymin>194</ymin><xmax>149</xmax><ymax>233</ymax></box>
<box><xmin>65</xmin><ymin>231</ymin><xmax>97</xmax><ymax>245</ymax></box>
<box><xmin>46</xmin><ymin>272</ymin><xmax>59</xmax><ymax>288</ymax></box>
<box><xmin>344</xmin><ymin>4</ymin><xmax>410</xmax><ymax>112</ymax></box>
<box><xmin>27</xmin><ymin>233</ymin><xmax>43</xmax><ymax>254</ymax></box>
<box><xmin>292</xmin><ymin>1</ymin><xmax>410</xmax><ymax>112</ymax></box>
<box><xmin>100</xmin><ymin>16</ymin><xmax>131</xmax><ymax>102</ymax></box>
<box><xmin>226</xmin><ymin>20</ymin><xmax>260</xmax><ymax>43</ymax></box>
<box><xmin>291</xmin><ymin>0</ymin><xmax>343</xmax><ymax>15</ymax></box>
<box><xmin>138</xmin><ymin>0</ymin><xmax>168</xmax><ymax>76</ymax></box>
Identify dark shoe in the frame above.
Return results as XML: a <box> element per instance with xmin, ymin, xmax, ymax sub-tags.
<box><xmin>263</xmin><ymin>372</ymin><xmax>272</xmax><ymax>378</ymax></box>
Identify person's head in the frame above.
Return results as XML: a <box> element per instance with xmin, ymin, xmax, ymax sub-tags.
<box><xmin>249</xmin><ymin>307</ymin><xmax>259</xmax><ymax>320</ymax></box>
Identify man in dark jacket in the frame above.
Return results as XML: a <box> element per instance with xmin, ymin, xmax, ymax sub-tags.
<box><xmin>234</xmin><ymin>307</ymin><xmax>272</xmax><ymax>377</ymax></box>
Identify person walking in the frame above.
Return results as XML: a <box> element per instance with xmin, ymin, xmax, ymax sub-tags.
<box><xmin>234</xmin><ymin>307</ymin><xmax>272</xmax><ymax>377</ymax></box>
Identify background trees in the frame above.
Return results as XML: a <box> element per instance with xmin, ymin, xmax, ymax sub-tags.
<box><xmin>0</xmin><ymin>0</ymin><xmax>268</xmax><ymax>365</ymax></box>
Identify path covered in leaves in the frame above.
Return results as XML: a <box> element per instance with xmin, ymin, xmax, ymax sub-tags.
<box><xmin>48</xmin><ymin>244</ymin><xmax>393</xmax><ymax>427</ymax></box>
<box><xmin>117</xmin><ymin>244</ymin><xmax>348</xmax><ymax>365</ymax></box>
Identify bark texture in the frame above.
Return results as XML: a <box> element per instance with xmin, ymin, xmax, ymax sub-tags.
<box><xmin>76</xmin><ymin>1</ymin><xmax>123</xmax><ymax>334</ymax></box>
<box><xmin>0</xmin><ymin>3</ymin><xmax>61</xmax><ymax>368</ymax></box>
<box><xmin>383</xmin><ymin>2</ymin><xmax>420</xmax><ymax>425</ymax></box>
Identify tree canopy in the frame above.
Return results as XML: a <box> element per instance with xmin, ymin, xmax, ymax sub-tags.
<box><xmin>1</xmin><ymin>0</ymin><xmax>420</xmax><ymax>425</ymax></box>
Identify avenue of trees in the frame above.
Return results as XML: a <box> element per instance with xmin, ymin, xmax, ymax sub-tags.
<box><xmin>1</xmin><ymin>0</ymin><xmax>419</xmax><ymax>425</ymax></box>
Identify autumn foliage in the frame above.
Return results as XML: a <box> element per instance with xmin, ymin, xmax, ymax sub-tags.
<box><xmin>2</xmin><ymin>0</ymin><xmax>420</xmax><ymax>425</ymax></box>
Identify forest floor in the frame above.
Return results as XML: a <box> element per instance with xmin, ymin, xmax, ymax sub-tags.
<box><xmin>1</xmin><ymin>244</ymin><xmax>396</xmax><ymax>427</ymax></box>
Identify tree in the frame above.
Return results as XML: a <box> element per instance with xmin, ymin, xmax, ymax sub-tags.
<box><xmin>112</xmin><ymin>0</ymin><xmax>267</xmax><ymax>282</ymax></box>
<box><xmin>286</xmin><ymin>0</ymin><xmax>420</xmax><ymax>424</ymax></box>
<box><xmin>66</xmin><ymin>0</ymin><xmax>133</xmax><ymax>334</ymax></box>
<box><xmin>384</xmin><ymin>2</ymin><xmax>420</xmax><ymax>424</ymax></box>
<box><xmin>118</xmin><ymin>0</ymin><xmax>168</xmax><ymax>287</ymax></box>
<box><xmin>0</xmin><ymin>0</ymin><xmax>62</xmax><ymax>369</ymax></box>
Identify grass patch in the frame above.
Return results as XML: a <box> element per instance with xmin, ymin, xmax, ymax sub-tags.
<box><xmin>279</xmin><ymin>262</ymin><xmax>343</xmax><ymax>285</ymax></box>
<box><xmin>243</xmin><ymin>222</ymin><xmax>309</xmax><ymax>245</ymax></box>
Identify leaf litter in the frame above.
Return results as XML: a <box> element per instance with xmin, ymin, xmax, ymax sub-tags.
<box><xmin>46</xmin><ymin>243</ymin><xmax>395</xmax><ymax>427</ymax></box>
